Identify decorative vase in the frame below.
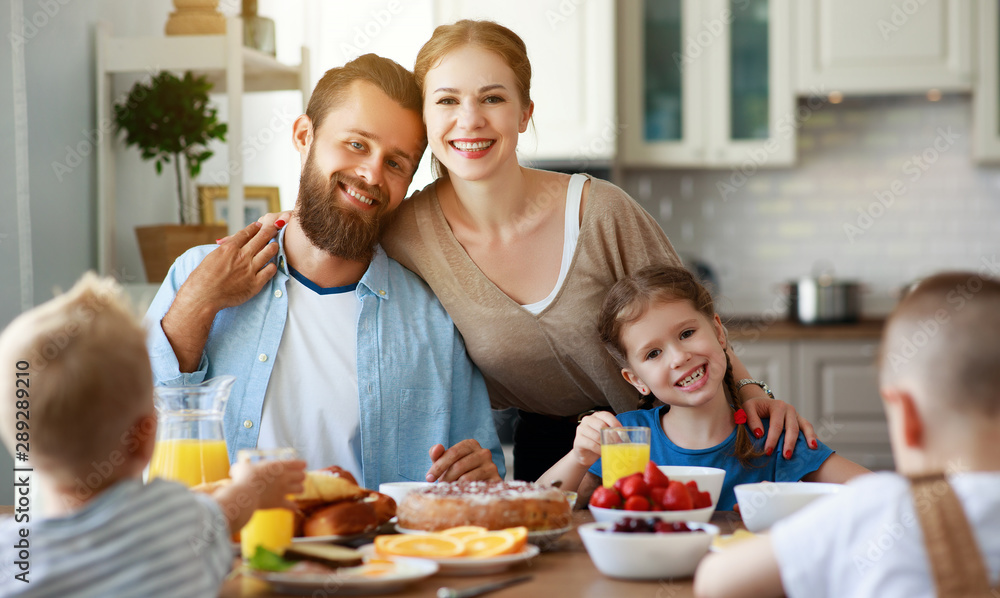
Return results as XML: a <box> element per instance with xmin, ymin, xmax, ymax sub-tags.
<box><xmin>165</xmin><ymin>0</ymin><xmax>226</xmax><ymax>36</ymax></box>
<box><xmin>241</xmin><ymin>0</ymin><xmax>276</xmax><ymax>56</ymax></box>
<box><xmin>135</xmin><ymin>224</ymin><xmax>227</xmax><ymax>283</ymax></box>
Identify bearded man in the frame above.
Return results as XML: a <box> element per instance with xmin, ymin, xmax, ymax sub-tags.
<box><xmin>146</xmin><ymin>55</ymin><xmax>504</xmax><ymax>487</ymax></box>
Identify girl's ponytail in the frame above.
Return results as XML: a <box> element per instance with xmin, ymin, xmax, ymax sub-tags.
<box><xmin>724</xmin><ymin>351</ymin><xmax>766</xmax><ymax>467</ymax></box>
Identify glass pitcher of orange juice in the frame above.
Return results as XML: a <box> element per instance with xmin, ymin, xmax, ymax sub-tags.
<box><xmin>148</xmin><ymin>375</ymin><xmax>235</xmax><ymax>488</ymax></box>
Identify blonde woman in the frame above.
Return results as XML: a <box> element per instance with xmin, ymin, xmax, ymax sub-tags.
<box><xmin>380</xmin><ymin>20</ymin><xmax>818</xmax><ymax>481</ymax></box>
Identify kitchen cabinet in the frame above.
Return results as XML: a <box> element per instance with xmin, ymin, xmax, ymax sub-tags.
<box><xmin>974</xmin><ymin>0</ymin><xmax>1000</xmax><ymax>162</ymax></box>
<box><xmin>735</xmin><ymin>336</ymin><xmax>893</xmax><ymax>470</ymax></box>
<box><xmin>796</xmin><ymin>341</ymin><xmax>893</xmax><ymax>471</ymax></box>
<box><xmin>433</xmin><ymin>1</ymin><xmax>616</xmax><ymax>163</ymax></box>
<box><xmin>732</xmin><ymin>340</ymin><xmax>793</xmax><ymax>403</ymax></box>
<box><xmin>95</xmin><ymin>18</ymin><xmax>310</xmax><ymax>276</ymax></box>
<box><xmin>619</xmin><ymin>0</ymin><xmax>794</xmax><ymax>168</ymax></box>
<box><xmin>793</xmin><ymin>0</ymin><xmax>973</xmax><ymax>95</ymax></box>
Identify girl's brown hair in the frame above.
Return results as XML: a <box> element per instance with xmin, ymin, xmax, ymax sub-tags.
<box><xmin>598</xmin><ymin>264</ymin><xmax>764</xmax><ymax>467</ymax></box>
<box><xmin>413</xmin><ymin>20</ymin><xmax>532</xmax><ymax>177</ymax></box>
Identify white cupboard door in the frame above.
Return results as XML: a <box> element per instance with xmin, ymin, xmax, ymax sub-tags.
<box><xmin>796</xmin><ymin>341</ymin><xmax>889</xmax><ymax>452</ymax></box>
<box><xmin>706</xmin><ymin>0</ymin><xmax>794</xmax><ymax>167</ymax></box>
<box><xmin>433</xmin><ymin>1</ymin><xmax>616</xmax><ymax>162</ymax></box>
<box><xmin>620</xmin><ymin>0</ymin><xmax>707</xmax><ymax>166</ymax></box>
<box><xmin>974</xmin><ymin>0</ymin><xmax>1000</xmax><ymax>163</ymax></box>
<box><xmin>794</xmin><ymin>0</ymin><xmax>973</xmax><ymax>94</ymax></box>
<box><xmin>730</xmin><ymin>340</ymin><xmax>794</xmax><ymax>408</ymax></box>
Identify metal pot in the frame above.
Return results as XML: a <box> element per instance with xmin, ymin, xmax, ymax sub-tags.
<box><xmin>787</xmin><ymin>276</ymin><xmax>862</xmax><ymax>324</ymax></box>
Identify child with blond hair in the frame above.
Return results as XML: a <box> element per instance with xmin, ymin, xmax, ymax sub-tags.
<box><xmin>0</xmin><ymin>273</ymin><xmax>305</xmax><ymax>597</ymax></box>
<box><xmin>695</xmin><ymin>271</ymin><xmax>1000</xmax><ymax>597</ymax></box>
<box><xmin>539</xmin><ymin>265</ymin><xmax>867</xmax><ymax>508</ymax></box>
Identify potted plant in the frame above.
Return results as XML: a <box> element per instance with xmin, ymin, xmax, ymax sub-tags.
<box><xmin>114</xmin><ymin>70</ymin><xmax>228</xmax><ymax>282</ymax></box>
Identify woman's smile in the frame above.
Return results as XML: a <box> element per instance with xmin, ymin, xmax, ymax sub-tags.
<box><xmin>423</xmin><ymin>44</ymin><xmax>532</xmax><ymax>181</ymax></box>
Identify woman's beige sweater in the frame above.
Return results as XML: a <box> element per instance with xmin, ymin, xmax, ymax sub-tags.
<box><xmin>382</xmin><ymin>175</ymin><xmax>682</xmax><ymax>416</ymax></box>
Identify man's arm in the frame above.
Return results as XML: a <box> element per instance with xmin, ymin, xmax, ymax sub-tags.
<box><xmin>159</xmin><ymin>222</ymin><xmax>281</xmax><ymax>372</ymax></box>
<box><xmin>424</xmin><ymin>326</ymin><xmax>505</xmax><ymax>483</ymax></box>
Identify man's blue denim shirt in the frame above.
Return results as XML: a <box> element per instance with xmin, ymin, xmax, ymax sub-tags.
<box><xmin>145</xmin><ymin>229</ymin><xmax>505</xmax><ymax>489</ymax></box>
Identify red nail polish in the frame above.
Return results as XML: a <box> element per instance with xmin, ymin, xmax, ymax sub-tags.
<box><xmin>215</xmin><ymin>238</ymin><xmax>223</xmax><ymax>244</ymax></box>
<box><xmin>810</xmin><ymin>440</ymin><xmax>818</xmax><ymax>449</ymax></box>
<box><xmin>784</xmin><ymin>450</ymin><xmax>792</xmax><ymax>459</ymax></box>
<box><xmin>766</xmin><ymin>447</ymin><xmax>773</xmax><ymax>457</ymax></box>
<box><xmin>754</xmin><ymin>428</ymin><xmax>764</xmax><ymax>439</ymax></box>
<box><xmin>275</xmin><ymin>219</ymin><xmax>286</xmax><ymax>228</ymax></box>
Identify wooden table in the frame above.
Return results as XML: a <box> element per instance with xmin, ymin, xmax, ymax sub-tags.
<box><xmin>221</xmin><ymin>510</ymin><xmax>748</xmax><ymax>598</ymax></box>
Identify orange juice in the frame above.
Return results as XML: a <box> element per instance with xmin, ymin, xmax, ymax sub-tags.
<box><xmin>601</xmin><ymin>443</ymin><xmax>650</xmax><ymax>488</ymax></box>
<box><xmin>148</xmin><ymin>439</ymin><xmax>231</xmax><ymax>487</ymax></box>
<box><xmin>241</xmin><ymin>508</ymin><xmax>294</xmax><ymax>560</ymax></box>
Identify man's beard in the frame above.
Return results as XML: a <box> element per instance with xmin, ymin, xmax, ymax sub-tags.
<box><xmin>295</xmin><ymin>153</ymin><xmax>389</xmax><ymax>264</ymax></box>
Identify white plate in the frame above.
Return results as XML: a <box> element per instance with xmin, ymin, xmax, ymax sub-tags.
<box><xmin>358</xmin><ymin>543</ymin><xmax>540</xmax><ymax>576</ymax></box>
<box><xmin>394</xmin><ymin>524</ymin><xmax>572</xmax><ymax>544</ymax></box>
<box><xmin>247</xmin><ymin>556</ymin><xmax>438</xmax><ymax>596</ymax></box>
<box><xmin>294</xmin><ymin>519</ymin><xmax>397</xmax><ymax>546</ymax></box>
<box><xmin>527</xmin><ymin>525</ymin><xmax>572</xmax><ymax>550</ymax></box>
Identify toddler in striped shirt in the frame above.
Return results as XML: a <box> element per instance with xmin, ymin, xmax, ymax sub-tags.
<box><xmin>0</xmin><ymin>273</ymin><xmax>305</xmax><ymax>597</ymax></box>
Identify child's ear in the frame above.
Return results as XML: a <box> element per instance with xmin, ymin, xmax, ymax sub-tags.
<box><xmin>713</xmin><ymin>314</ymin><xmax>727</xmax><ymax>348</ymax></box>
<box><xmin>622</xmin><ymin>368</ymin><xmax>651</xmax><ymax>395</ymax></box>
<box><xmin>133</xmin><ymin>413</ymin><xmax>158</xmax><ymax>465</ymax></box>
<box><xmin>883</xmin><ymin>388</ymin><xmax>923</xmax><ymax>448</ymax></box>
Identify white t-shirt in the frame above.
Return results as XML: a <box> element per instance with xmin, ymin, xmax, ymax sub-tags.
<box><xmin>771</xmin><ymin>471</ymin><xmax>1000</xmax><ymax>598</ymax></box>
<box><xmin>256</xmin><ymin>268</ymin><xmax>363</xmax><ymax>478</ymax></box>
<box><xmin>522</xmin><ymin>173</ymin><xmax>586</xmax><ymax>314</ymax></box>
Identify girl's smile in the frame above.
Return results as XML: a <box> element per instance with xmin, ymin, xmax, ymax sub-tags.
<box><xmin>620</xmin><ymin>300</ymin><xmax>729</xmax><ymax>409</ymax></box>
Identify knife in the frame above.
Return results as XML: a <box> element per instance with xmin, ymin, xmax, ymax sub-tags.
<box><xmin>436</xmin><ymin>574</ymin><xmax>533</xmax><ymax>598</ymax></box>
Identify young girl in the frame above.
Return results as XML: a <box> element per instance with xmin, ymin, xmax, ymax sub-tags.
<box><xmin>539</xmin><ymin>265</ymin><xmax>869</xmax><ymax>510</ymax></box>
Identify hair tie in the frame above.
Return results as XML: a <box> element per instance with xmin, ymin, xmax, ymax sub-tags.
<box><xmin>733</xmin><ymin>408</ymin><xmax>747</xmax><ymax>425</ymax></box>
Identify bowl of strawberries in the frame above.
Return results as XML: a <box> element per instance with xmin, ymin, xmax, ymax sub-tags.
<box><xmin>588</xmin><ymin>462</ymin><xmax>724</xmax><ymax>524</ymax></box>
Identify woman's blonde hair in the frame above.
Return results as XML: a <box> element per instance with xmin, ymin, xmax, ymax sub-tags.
<box><xmin>414</xmin><ymin>19</ymin><xmax>532</xmax><ymax>108</ymax></box>
<box><xmin>414</xmin><ymin>20</ymin><xmax>533</xmax><ymax>178</ymax></box>
<box><xmin>598</xmin><ymin>265</ymin><xmax>764</xmax><ymax>467</ymax></box>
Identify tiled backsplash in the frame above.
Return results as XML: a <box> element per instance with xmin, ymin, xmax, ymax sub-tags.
<box><xmin>620</xmin><ymin>95</ymin><xmax>1000</xmax><ymax>317</ymax></box>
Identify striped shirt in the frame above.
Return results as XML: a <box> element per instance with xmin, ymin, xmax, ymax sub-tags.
<box><xmin>0</xmin><ymin>478</ymin><xmax>232</xmax><ymax>598</ymax></box>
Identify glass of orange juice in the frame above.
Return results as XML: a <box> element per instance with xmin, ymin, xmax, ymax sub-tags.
<box><xmin>600</xmin><ymin>426</ymin><xmax>651</xmax><ymax>488</ymax></box>
<box><xmin>239</xmin><ymin>447</ymin><xmax>298</xmax><ymax>560</ymax></box>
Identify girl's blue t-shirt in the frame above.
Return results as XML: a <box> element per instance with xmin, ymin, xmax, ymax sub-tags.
<box><xmin>588</xmin><ymin>406</ymin><xmax>834</xmax><ymax>511</ymax></box>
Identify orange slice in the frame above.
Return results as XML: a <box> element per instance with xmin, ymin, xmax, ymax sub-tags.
<box><xmin>373</xmin><ymin>535</ymin><xmax>397</xmax><ymax>556</ymax></box>
<box><xmin>440</xmin><ymin>526</ymin><xmax>489</xmax><ymax>540</ymax></box>
<box><xmin>502</xmin><ymin>526</ymin><xmax>528</xmax><ymax>551</ymax></box>
<box><xmin>381</xmin><ymin>534</ymin><xmax>465</xmax><ymax>558</ymax></box>
<box><xmin>461</xmin><ymin>531</ymin><xmax>519</xmax><ymax>558</ymax></box>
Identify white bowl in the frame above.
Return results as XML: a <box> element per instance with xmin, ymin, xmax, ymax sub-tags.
<box><xmin>589</xmin><ymin>504</ymin><xmax>715</xmax><ymax>524</ymax></box>
<box><xmin>579</xmin><ymin>521</ymin><xmax>719</xmax><ymax>580</ymax></box>
<box><xmin>656</xmin><ymin>466</ymin><xmax>726</xmax><ymax>507</ymax></box>
<box><xmin>378</xmin><ymin>482</ymin><xmax>432</xmax><ymax>505</ymax></box>
<box><xmin>734</xmin><ymin>481</ymin><xmax>841</xmax><ymax>532</ymax></box>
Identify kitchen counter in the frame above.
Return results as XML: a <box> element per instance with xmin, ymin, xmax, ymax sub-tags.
<box><xmin>723</xmin><ymin>316</ymin><xmax>885</xmax><ymax>342</ymax></box>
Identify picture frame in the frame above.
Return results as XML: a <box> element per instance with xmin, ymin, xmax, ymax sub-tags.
<box><xmin>198</xmin><ymin>185</ymin><xmax>281</xmax><ymax>227</ymax></box>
